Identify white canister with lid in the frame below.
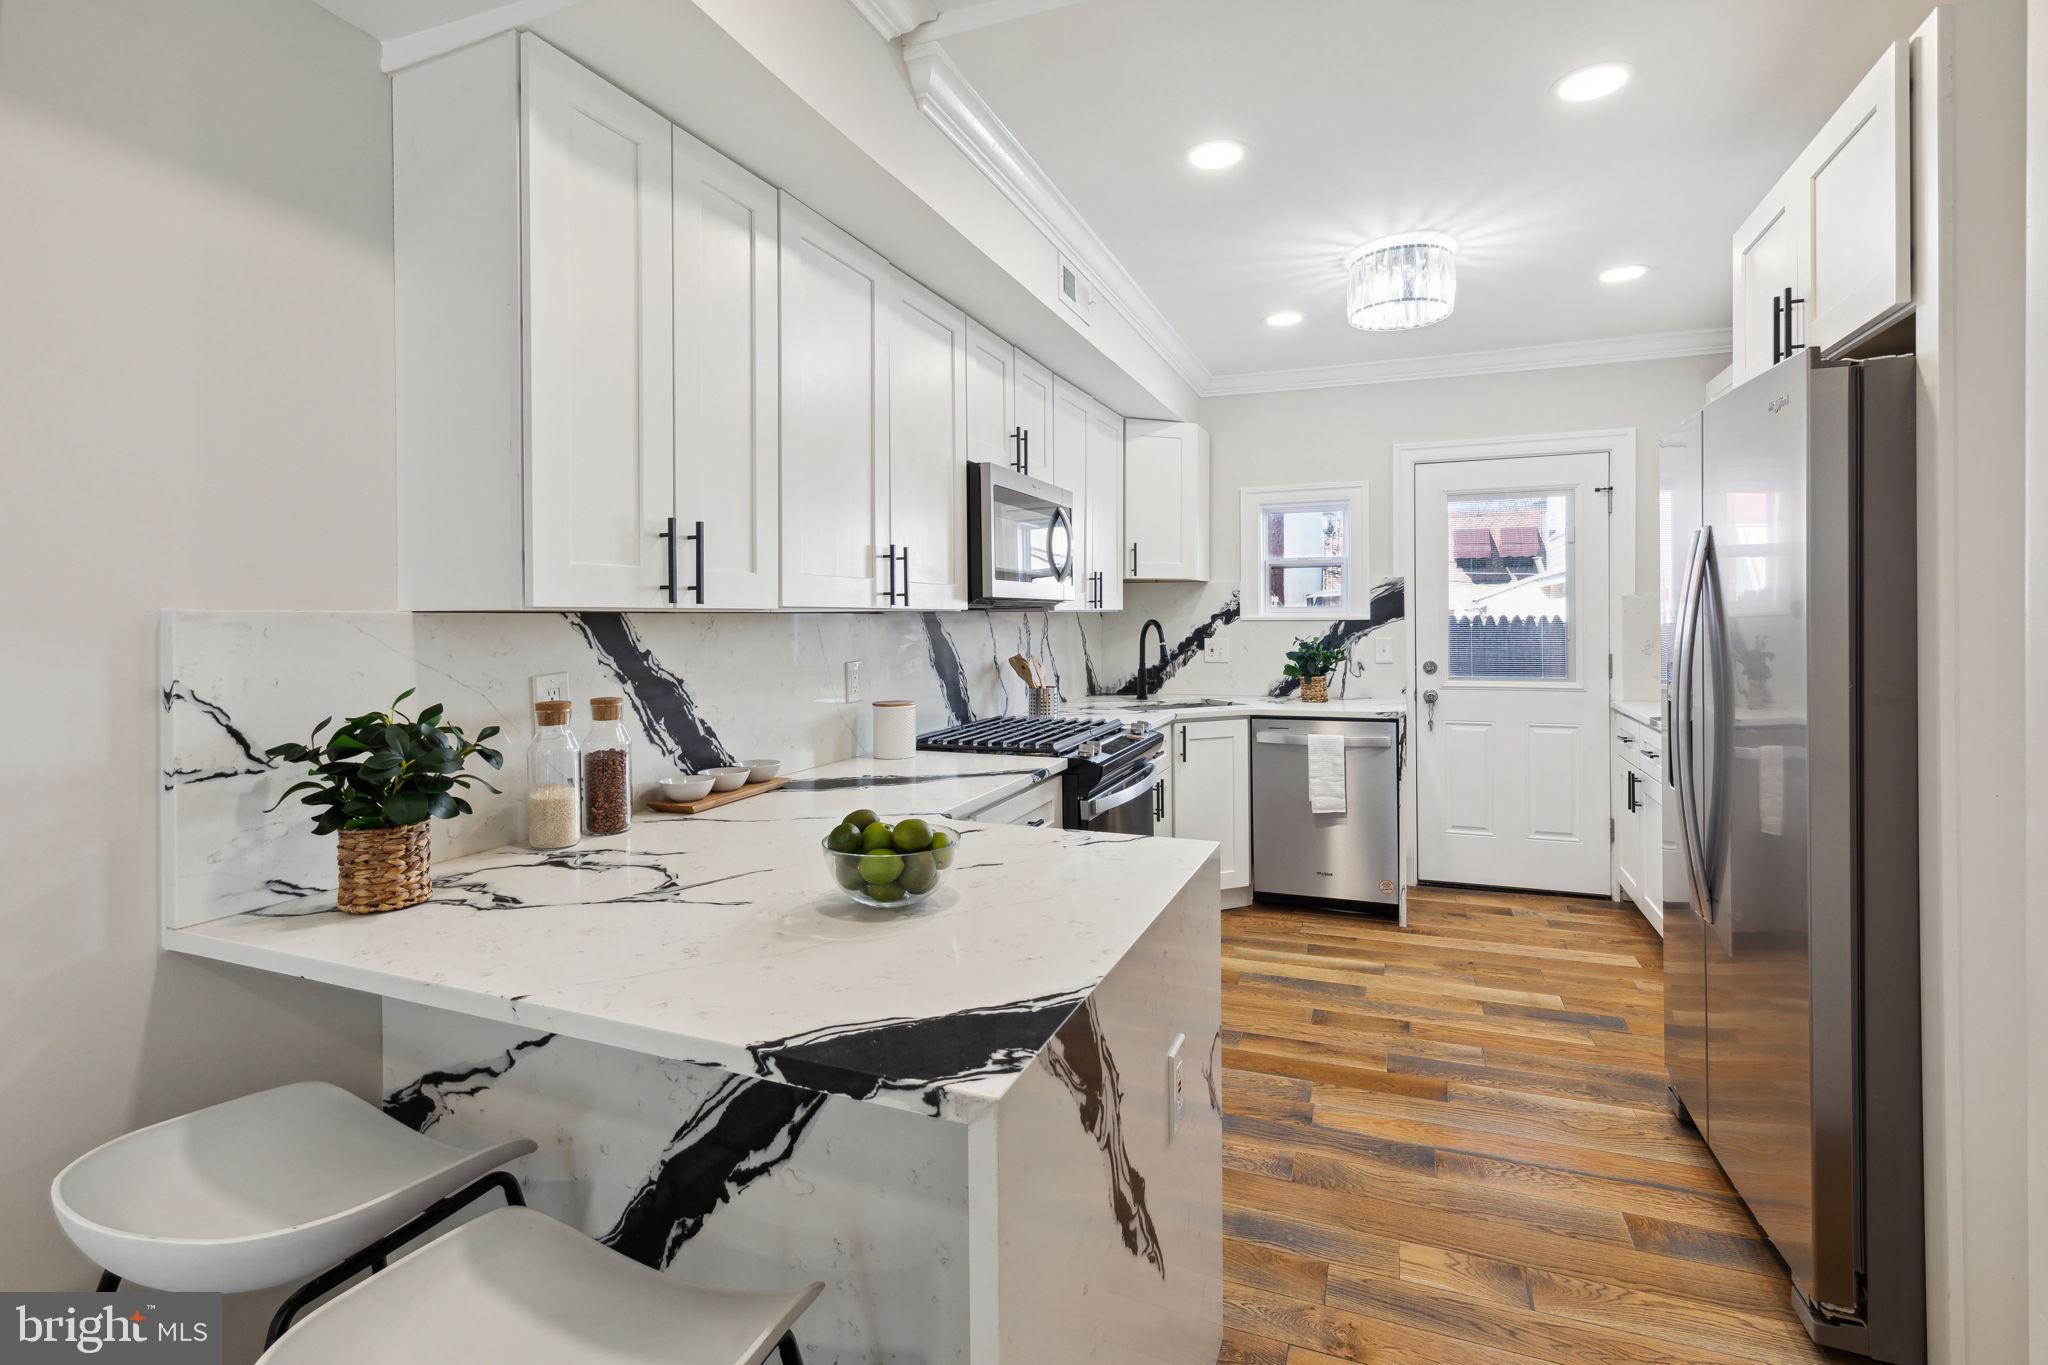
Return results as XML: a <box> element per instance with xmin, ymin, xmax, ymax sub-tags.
<box><xmin>872</xmin><ymin>700</ymin><xmax>917</xmax><ymax>760</ymax></box>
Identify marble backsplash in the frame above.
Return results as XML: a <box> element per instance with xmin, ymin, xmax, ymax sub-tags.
<box><xmin>159</xmin><ymin>583</ymin><xmax>1403</xmax><ymax>928</ymax></box>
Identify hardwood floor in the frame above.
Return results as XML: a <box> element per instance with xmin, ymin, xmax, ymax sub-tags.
<box><xmin>1218</xmin><ymin>886</ymin><xmax>1848</xmax><ymax>1365</ymax></box>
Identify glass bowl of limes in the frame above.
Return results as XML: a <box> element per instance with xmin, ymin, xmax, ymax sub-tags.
<box><xmin>820</xmin><ymin>809</ymin><xmax>961</xmax><ymax>909</ymax></box>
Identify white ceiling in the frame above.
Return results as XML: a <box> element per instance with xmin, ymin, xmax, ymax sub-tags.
<box><xmin>938</xmin><ymin>0</ymin><xmax>1933</xmax><ymax>385</ymax></box>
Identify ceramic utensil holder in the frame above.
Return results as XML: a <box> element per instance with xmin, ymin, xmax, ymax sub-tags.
<box><xmin>873</xmin><ymin>700</ymin><xmax>917</xmax><ymax>759</ymax></box>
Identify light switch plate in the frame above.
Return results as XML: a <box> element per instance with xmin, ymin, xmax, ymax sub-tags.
<box><xmin>529</xmin><ymin>672</ymin><xmax>569</xmax><ymax>704</ymax></box>
<box><xmin>844</xmin><ymin>660</ymin><xmax>863</xmax><ymax>703</ymax></box>
<box><xmin>1203</xmin><ymin>635</ymin><xmax>1230</xmax><ymax>664</ymax></box>
<box><xmin>1165</xmin><ymin>1033</ymin><xmax>1186</xmax><ymax>1141</ymax></box>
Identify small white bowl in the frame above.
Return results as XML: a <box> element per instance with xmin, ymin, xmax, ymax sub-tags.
<box><xmin>742</xmin><ymin>758</ymin><xmax>782</xmax><ymax>782</ymax></box>
<box><xmin>658</xmin><ymin>774</ymin><xmax>716</xmax><ymax>802</ymax></box>
<box><xmin>706</xmin><ymin>766</ymin><xmax>750</xmax><ymax>792</ymax></box>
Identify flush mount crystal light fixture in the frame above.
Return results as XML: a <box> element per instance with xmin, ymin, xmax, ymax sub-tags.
<box><xmin>1344</xmin><ymin>234</ymin><xmax>1459</xmax><ymax>332</ymax></box>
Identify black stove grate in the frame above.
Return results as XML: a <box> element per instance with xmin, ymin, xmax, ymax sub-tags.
<box><xmin>917</xmin><ymin>715</ymin><xmax>1125</xmax><ymax>757</ymax></box>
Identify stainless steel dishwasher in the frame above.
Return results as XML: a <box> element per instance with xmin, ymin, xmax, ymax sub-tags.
<box><xmin>1251</xmin><ymin>716</ymin><xmax>1400</xmax><ymax>914</ymax></box>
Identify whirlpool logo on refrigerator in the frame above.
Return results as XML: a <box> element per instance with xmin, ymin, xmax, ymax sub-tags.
<box><xmin>4</xmin><ymin>1295</ymin><xmax>219</xmax><ymax>1362</ymax></box>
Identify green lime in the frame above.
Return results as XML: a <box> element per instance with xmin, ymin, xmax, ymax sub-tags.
<box><xmin>892</xmin><ymin>818</ymin><xmax>933</xmax><ymax>852</ymax></box>
<box><xmin>899</xmin><ymin>852</ymin><xmax>938</xmax><ymax>894</ymax></box>
<box><xmin>929</xmin><ymin>828</ymin><xmax>956</xmax><ymax>869</ymax></box>
<box><xmin>825</xmin><ymin>822</ymin><xmax>863</xmax><ymax>854</ymax></box>
<box><xmin>831</xmin><ymin>857</ymin><xmax>866</xmax><ymax>890</ymax></box>
<box><xmin>860</xmin><ymin>821</ymin><xmax>896</xmax><ymax>852</ymax></box>
<box><xmin>858</xmin><ymin>850</ymin><xmax>904</xmax><ymax>884</ymax></box>
<box><xmin>844</xmin><ymin>808</ymin><xmax>880</xmax><ymax>831</ymax></box>
<box><xmin>865</xmin><ymin>881</ymin><xmax>906</xmax><ymax>903</ymax></box>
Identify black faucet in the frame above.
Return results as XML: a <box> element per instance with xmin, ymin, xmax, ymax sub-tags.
<box><xmin>1135</xmin><ymin>619</ymin><xmax>1166</xmax><ymax>701</ymax></box>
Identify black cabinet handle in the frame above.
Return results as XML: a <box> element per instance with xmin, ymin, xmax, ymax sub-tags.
<box><xmin>899</xmin><ymin>544</ymin><xmax>911</xmax><ymax>607</ymax></box>
<box><xmin>1152</xmin><ymin>780</ymin><xmax>1165</xmax><ymax>821</ymax></box>
<box><xmin>660</xmin><ymin>516</ymin><xmax>679</xmax><ymax>604</ymax></box>
<box><xmin>1625</xmin><ymin>769</ymin><xmax>1639</xmax><ymax>813</ymax></box>
<box><xmin>1782</xmin><ymin>286</ymin><xmax>1805</xmax><ymax>358</ymax></box>
<box><xmin>1021</xmin><ymin>429</ymin><xmax>1030</xmax><ymax>477</ymax></box>
<box><xmin>687</xmin><ymin>520</ymin><xmax>704</xmax><ymax>604</ymax></box>
<box><xmin>1179</xmin><ymin>726</ymin><xmax>1187</xmax><ymax>764</ymax></box>
<box><xmin>881</xmin><ymin>543</ymin><xmax>898</xmax><ymax>604</ymax></box>
<box><xmin>1011</xmin><ymin>427</ymin><xmax>1025</xmax><ymax>472</ymax></box>
<box><xmin>1130</xmin><ymin>542</ymin><xmax>1138</xmax><ymax>576</ymax></box>
<box><xmin>1772</xmin><ymin>293</ymin><xmax>1783</xmax><ymax>364</ymax></box>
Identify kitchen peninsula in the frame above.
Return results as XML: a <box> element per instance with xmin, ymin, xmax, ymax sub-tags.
<box><xmin>163</xmin><ymin>751</ymin><xmax>1223</xmax><ymax>1365</ymax></box>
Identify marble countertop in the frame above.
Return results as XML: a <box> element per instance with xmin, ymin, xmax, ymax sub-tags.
<box><xmin>1611</xmin><ymin>697</ymin><xmax>1663</xmax><ymax>729</ymax></box>
<box><xmin>163</xmin><ymin>751</ymin><xmax>1215</xmax><ymax>1123</ymax></box>
<box><xmin>1067</xmin><ymin>694</ymin><xmax>1406</xmax><ymax>725</ymax></box>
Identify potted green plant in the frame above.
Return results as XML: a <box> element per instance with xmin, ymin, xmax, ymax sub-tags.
<box><xmin>1283</xmin><ymin>637</ymin><xmax>1348</xmax><ymax>702</ymax></box>
<box><xmin>265</xmin><ymin>690</ymin><xmax>503</xmax><ymax>914</ymax></box>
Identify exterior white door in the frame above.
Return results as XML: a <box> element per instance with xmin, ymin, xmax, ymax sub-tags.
<box><xmin>1414</xmin><ymin>452</ymin><xmax>1611</xmax><ymax>894</ymax></box>
<box><xmin>521</xmin><ymin>35</ymin><xmax>674</xmax><ymax>608</ymax></box>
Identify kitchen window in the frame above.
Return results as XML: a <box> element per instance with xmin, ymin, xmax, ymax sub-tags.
<box><xmin>1240</xmin><ymin>482</ymin><xmax>1368</xmax><ymax>618</ymax></box>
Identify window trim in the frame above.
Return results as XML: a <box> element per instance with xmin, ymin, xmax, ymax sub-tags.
<box><xmin>1240</xmin><ymin>481</ymin><xmax>1369</xmax><ymax>620</ymax></box>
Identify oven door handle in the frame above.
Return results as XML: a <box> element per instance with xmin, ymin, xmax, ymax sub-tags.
<box><xmin>1077</xmin><ymin>761</ymin><xmax>1161</xmax><ymax>821</ymax></box>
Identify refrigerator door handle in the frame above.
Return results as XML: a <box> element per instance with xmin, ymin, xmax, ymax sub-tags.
<box><xmin>1674</xmin><ymin>526</ymin><xmax>1714</xmax><ymax>922</ymax></box>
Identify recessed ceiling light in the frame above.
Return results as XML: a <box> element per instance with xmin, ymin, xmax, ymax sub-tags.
<box><xmin>1186</xmin><ymin>139</ymin><xmax>1246</xmax><ymax>171</ymax></box>
<box><xmin>1553</xmin><ymin>62</ymin><xmax>1633</xmax><ymax>103</ymax></box>
<box><xmin>1599</xmin><ymin>264</ymin><xmax>1648</xmax><ymax>284</ymax></box>
<box><xmin>1265</xmin><ymin>310</ymin><xmax>1303</xmax><ymax>327</ymax></box>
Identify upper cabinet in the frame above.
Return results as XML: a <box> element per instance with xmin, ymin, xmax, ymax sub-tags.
<box><xmin>1084</xmin><ymin>399</ymin><xmax>1127</xmax><ymax>612</ymax></box>
<box><xmin>1125</xmin><ymin>420</ymin><xmax>1211</xmax><ymax>582</ymax></box>
<box><xmin>1013</xmin><ymin>351</ymin><xmax>1054</xmax><ymax>485</ymax></box>
<box><xmin>883</xmin><ymin>268</ymin><xmax>970</xmax><ymax>611</ymax></box>
<box><xmin>1729</xmin><ymin>40</ymin><xmax>1910</xmax><ymax>384</ymax></box>
<box><xmin>964</xmin><ymin>321</ymin><xmax>1017</xmax><ymax>472</ymax></box>
<box><xmin>779</xmin><ymin>195</ymin><xmax>890</xmax><ymax>609</ymax></box>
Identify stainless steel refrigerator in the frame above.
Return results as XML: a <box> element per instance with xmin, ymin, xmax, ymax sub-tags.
<box><xmin>1661</xmin><ymin>351</ymin><xmax>1924</xmax><ymax>1362</ymax></box>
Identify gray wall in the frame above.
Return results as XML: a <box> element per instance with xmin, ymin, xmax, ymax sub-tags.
<box><xmin>0</xmin><ymin>0</ymin><xmax>389</xmax><ymax>1346</ymax></box>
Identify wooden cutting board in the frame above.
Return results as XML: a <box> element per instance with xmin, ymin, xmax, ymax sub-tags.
<box><xmin>646</xmin><ymin>776</ymin><xmax>789</xmax><ymax>815</ymax></box>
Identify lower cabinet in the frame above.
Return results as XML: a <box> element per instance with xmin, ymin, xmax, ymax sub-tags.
<box><xmin>973</xmin><ymin>775</ymin><xmax>1064</xmax><ymax>830</ymax></box>
<box><xmin>1612</xmin><ymin>726</ymin><xmax>1663</xmax><ymax>933</ymax></box>
<box><xmin>1173</xmin><ymin>719</ymin><xmax>1250</xmax><ymax>892</ymax></box>
<box><xmin>1152</xmin><ymin>748</ymin><xmax>1175</xmax><ymax>838</ymax></box>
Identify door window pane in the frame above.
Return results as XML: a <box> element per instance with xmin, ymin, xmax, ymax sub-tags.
<box><xmin>1446</xmin><ymin>491</ymin><xmax>1570</xmax><ymax>680</ymax></box>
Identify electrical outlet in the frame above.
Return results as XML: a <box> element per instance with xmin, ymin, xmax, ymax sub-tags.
<box><xmin>529</xmin><ymin>672</ymin><xmax>569</xmax><ymax>704</ymax></box>
<box><xmin>1373</xmin><ymin>633</ymin><xmax>1394</xmax><ymax>665</ymax></box>
<box><xmin>1203</xmin><ymin>635</ymin><xmax>1230</xmax><ymax>664</ymax></box>
<box><xmin>1165</xmin><ymin>1033</ymin><xmax>1186</xmax><ymax>1141</ymax></box>
<box><xmin>844</xmin><ymin>660</ymin><xmax>863</xmax><ymax>703</ymax></box>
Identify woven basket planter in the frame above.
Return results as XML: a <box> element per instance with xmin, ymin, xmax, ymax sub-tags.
<box><xmin>1300</xmin><ymin>674</ymin><xmax>1331</xmax><ymax>703</ymax></box>
<box><xmin>336</xmin><ymin>823</ymin><xmax>433</xmax><ymax>914</ymax></box>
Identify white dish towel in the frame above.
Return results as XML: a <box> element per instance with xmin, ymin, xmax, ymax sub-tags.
<box><xmin>1307</xmin><ymin>733</ymin><xmax>1348</xmax><ymax>815</ymax></box>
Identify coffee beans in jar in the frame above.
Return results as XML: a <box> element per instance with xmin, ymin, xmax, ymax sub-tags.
<box><xmin>582</xmin><ymin>697</ymin><xmax>633</xmax><ymax>836</ymax></box>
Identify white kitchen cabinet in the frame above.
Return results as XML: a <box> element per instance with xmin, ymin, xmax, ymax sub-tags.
<box><xmin>671</xmin><ymin>126</ymin><xmax>779</xmax><ymax>609</ymax></box>
<box><xmin>973</xmin><ymin>775</ymin><xmax>1064</xmax><ymax>830</ymax></box>
<box><xmin>1730</xmin><ymin>166</ymin><xmax>1806</xmax><ymax>385</ymax></box>
<box><xmin>1612</xmin><ymin>713</ymin><xmax>1664</xmax><ymax>934</ymax></box>
<box><xmin>884</xmin><ymin>268</ymin><xmax>969</xmax><ymax>610</ymax></box>
<box><xmin>1802</xmin><ymin>39</ymin><xmax>1910</xmax><ymax>354</ymax></box>
<box><xmin>395</xmin><ymin>34</ymin><xmax>782</xmax><ymax>611</ymax></box>
<box><xmin>779</xmin><ymin>194</ymin><xmax>890</xmax><ymax>609</ymax></box>
<box><xmin>1151</xmin><ymin>747</ymin><xmax>1174</xmax><ymax>838</ymax></box>
<box><xmin>1125</xmin><ymin>420</ymin><xmax>1210</xmax><ymax>582</ymax></box>
<box><xmin>1013</xmin><ymin>349</ymin><xmax>1054</xmax><ymax>485</ymax></box>
<box><xmin>1083</xmin><ymin>399</ymin><xmax>1126</xmax><ymax>611</ymax></box>
<box><xmin>1174</xmin><ymin>718</ymin><xmax>1250</xmax><ymax>892</ymax></box>
<box><xmin>1730</xmin><ymin>39</ymin><xmax>1911</xmax><ymax>384</ymax></box>
<box><xmin>1613</xmin><ymin>752</ymin><xmax>1650</xmax><ymax>909</ymax></box>
<box><xmin>965</xmin><ymin>320</ymin><xmax>1017</xmax><ymax>472</ymax></box>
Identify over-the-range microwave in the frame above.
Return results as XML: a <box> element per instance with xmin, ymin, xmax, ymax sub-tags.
<box><xmin>968</xmin><ymin>461</ymin><xmax>1076</xmax><ymax>608</ymax></box>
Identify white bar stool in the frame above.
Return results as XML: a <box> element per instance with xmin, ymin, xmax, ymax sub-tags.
<box><xmin>257</xmin><ymin>1206</ymin><xmax>822</xmax><ymax>1365</ymax></box>
<box><xmin>51</xmin><ymin>1081</ymin><xmax>535</xmax><ymax>1344</ymax></box>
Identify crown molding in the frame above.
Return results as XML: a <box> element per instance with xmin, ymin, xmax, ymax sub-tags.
<box><xmin>1202</xmin><ymin>328</ymin><xmax>1733</xmax><ymax>397</ymax></box>
<box><xmin>901</xmin><ymin>39</ymin><xmax>1214</xmax><ymax>395</ymax></box>
<box><xmin>850</xmin><ymin>0</ymin><xmax>936</xmax><ymax>42</ymax></box>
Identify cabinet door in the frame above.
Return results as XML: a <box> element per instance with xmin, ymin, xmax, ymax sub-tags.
<box><xmin>1637</xmin><ymin>780</ymin><xmax>1664</xmax><ymax>932</ymax></box>
<box><xmin>1613</xmin><ymin>754</ymin><xmax>1645</xmax><ymax>905</ymax></box>
<box><xmin>672</xmin><ymin>127</ymin><xmax>778</xmax><ymax>609</ymax></box>
<box><xmin>1175</xmin><ymin>719</ymin><xmax>1250</xmax><ymax>889</ymax></box>
<box><xmin>1153</xmin><ymin>749</ymin><xmax>1175</xmax><ymax>838</ymax></box>
<box><xmin>779</xmin><ymin>194</ymin><xmax>888</xmax><ymax>608</ymax></box>
<box><xmin>1047</xmin><ymin>378</ymin><xmax>1090</xmax><ymax>607</ymax></box>
<box><xmin>1730</xmin><ymin>168</ymin><xmax>1807</xmax><ymax>384</ymax></box>
<box><xmin>1086</xmin><ymin>400</ymin><xmax>1126</xmax><ymax>611</ymax></box>
<box><xmin>1125</xmin><ymin>420</ymin><xmax>1210</xmax><ymax>581</ymax></box>
<box><xmin>521</xmin><ymin>35</ymin><xmax>674</xmax><ymax>608</ymax></box>
<box><xmin>965</xmin><ymin>321</ymin><xmax>1017</xmax><ymax>472</ymax></box>
<box><xmin>1803</xmin><ymin>40</ymin><xmax>1910</xmax><ymax>353</ymax></box>
<box><xmin>1012</xmin><ymin>348</ymin><xmax>1054</xmax><ymax>484</ymax></box>
<box><xmin>977</xmin><ymin>775</ymin><xmax>1064</xmax><ymax>830</ymax></box>
<box><xmin>885</xmin><ymin>269</ymin><xmax>969</xmax><ymax>611</ymax></box>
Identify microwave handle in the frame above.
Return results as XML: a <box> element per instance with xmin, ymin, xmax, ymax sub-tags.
<box><xmin>1049</xmin><ymin>505</ymin><xmax>1074</xmax><ymax>582</ymax></box>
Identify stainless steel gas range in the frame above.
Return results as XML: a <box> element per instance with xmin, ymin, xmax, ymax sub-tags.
<box><xmin>918</xmin><ymin>715</ymin><xmax>1165</xmax><ymax>835</ymax></box>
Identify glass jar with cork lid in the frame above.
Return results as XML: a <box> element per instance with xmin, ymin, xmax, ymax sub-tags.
<box><xmin>582</xmin><ymin>697</ymin><xmax>633</xmax><ymax>836</ymax></box>
<box><xmin>526</xmin><ymin>699</ymin><xmax>580</xmax><ymax>850</ymax></box>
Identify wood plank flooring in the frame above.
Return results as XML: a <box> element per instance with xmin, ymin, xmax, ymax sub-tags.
<box><xmin>1218</xmin><ymin>886</ymin><xmax>1849</xmax><ymax>1365</ymax></box>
